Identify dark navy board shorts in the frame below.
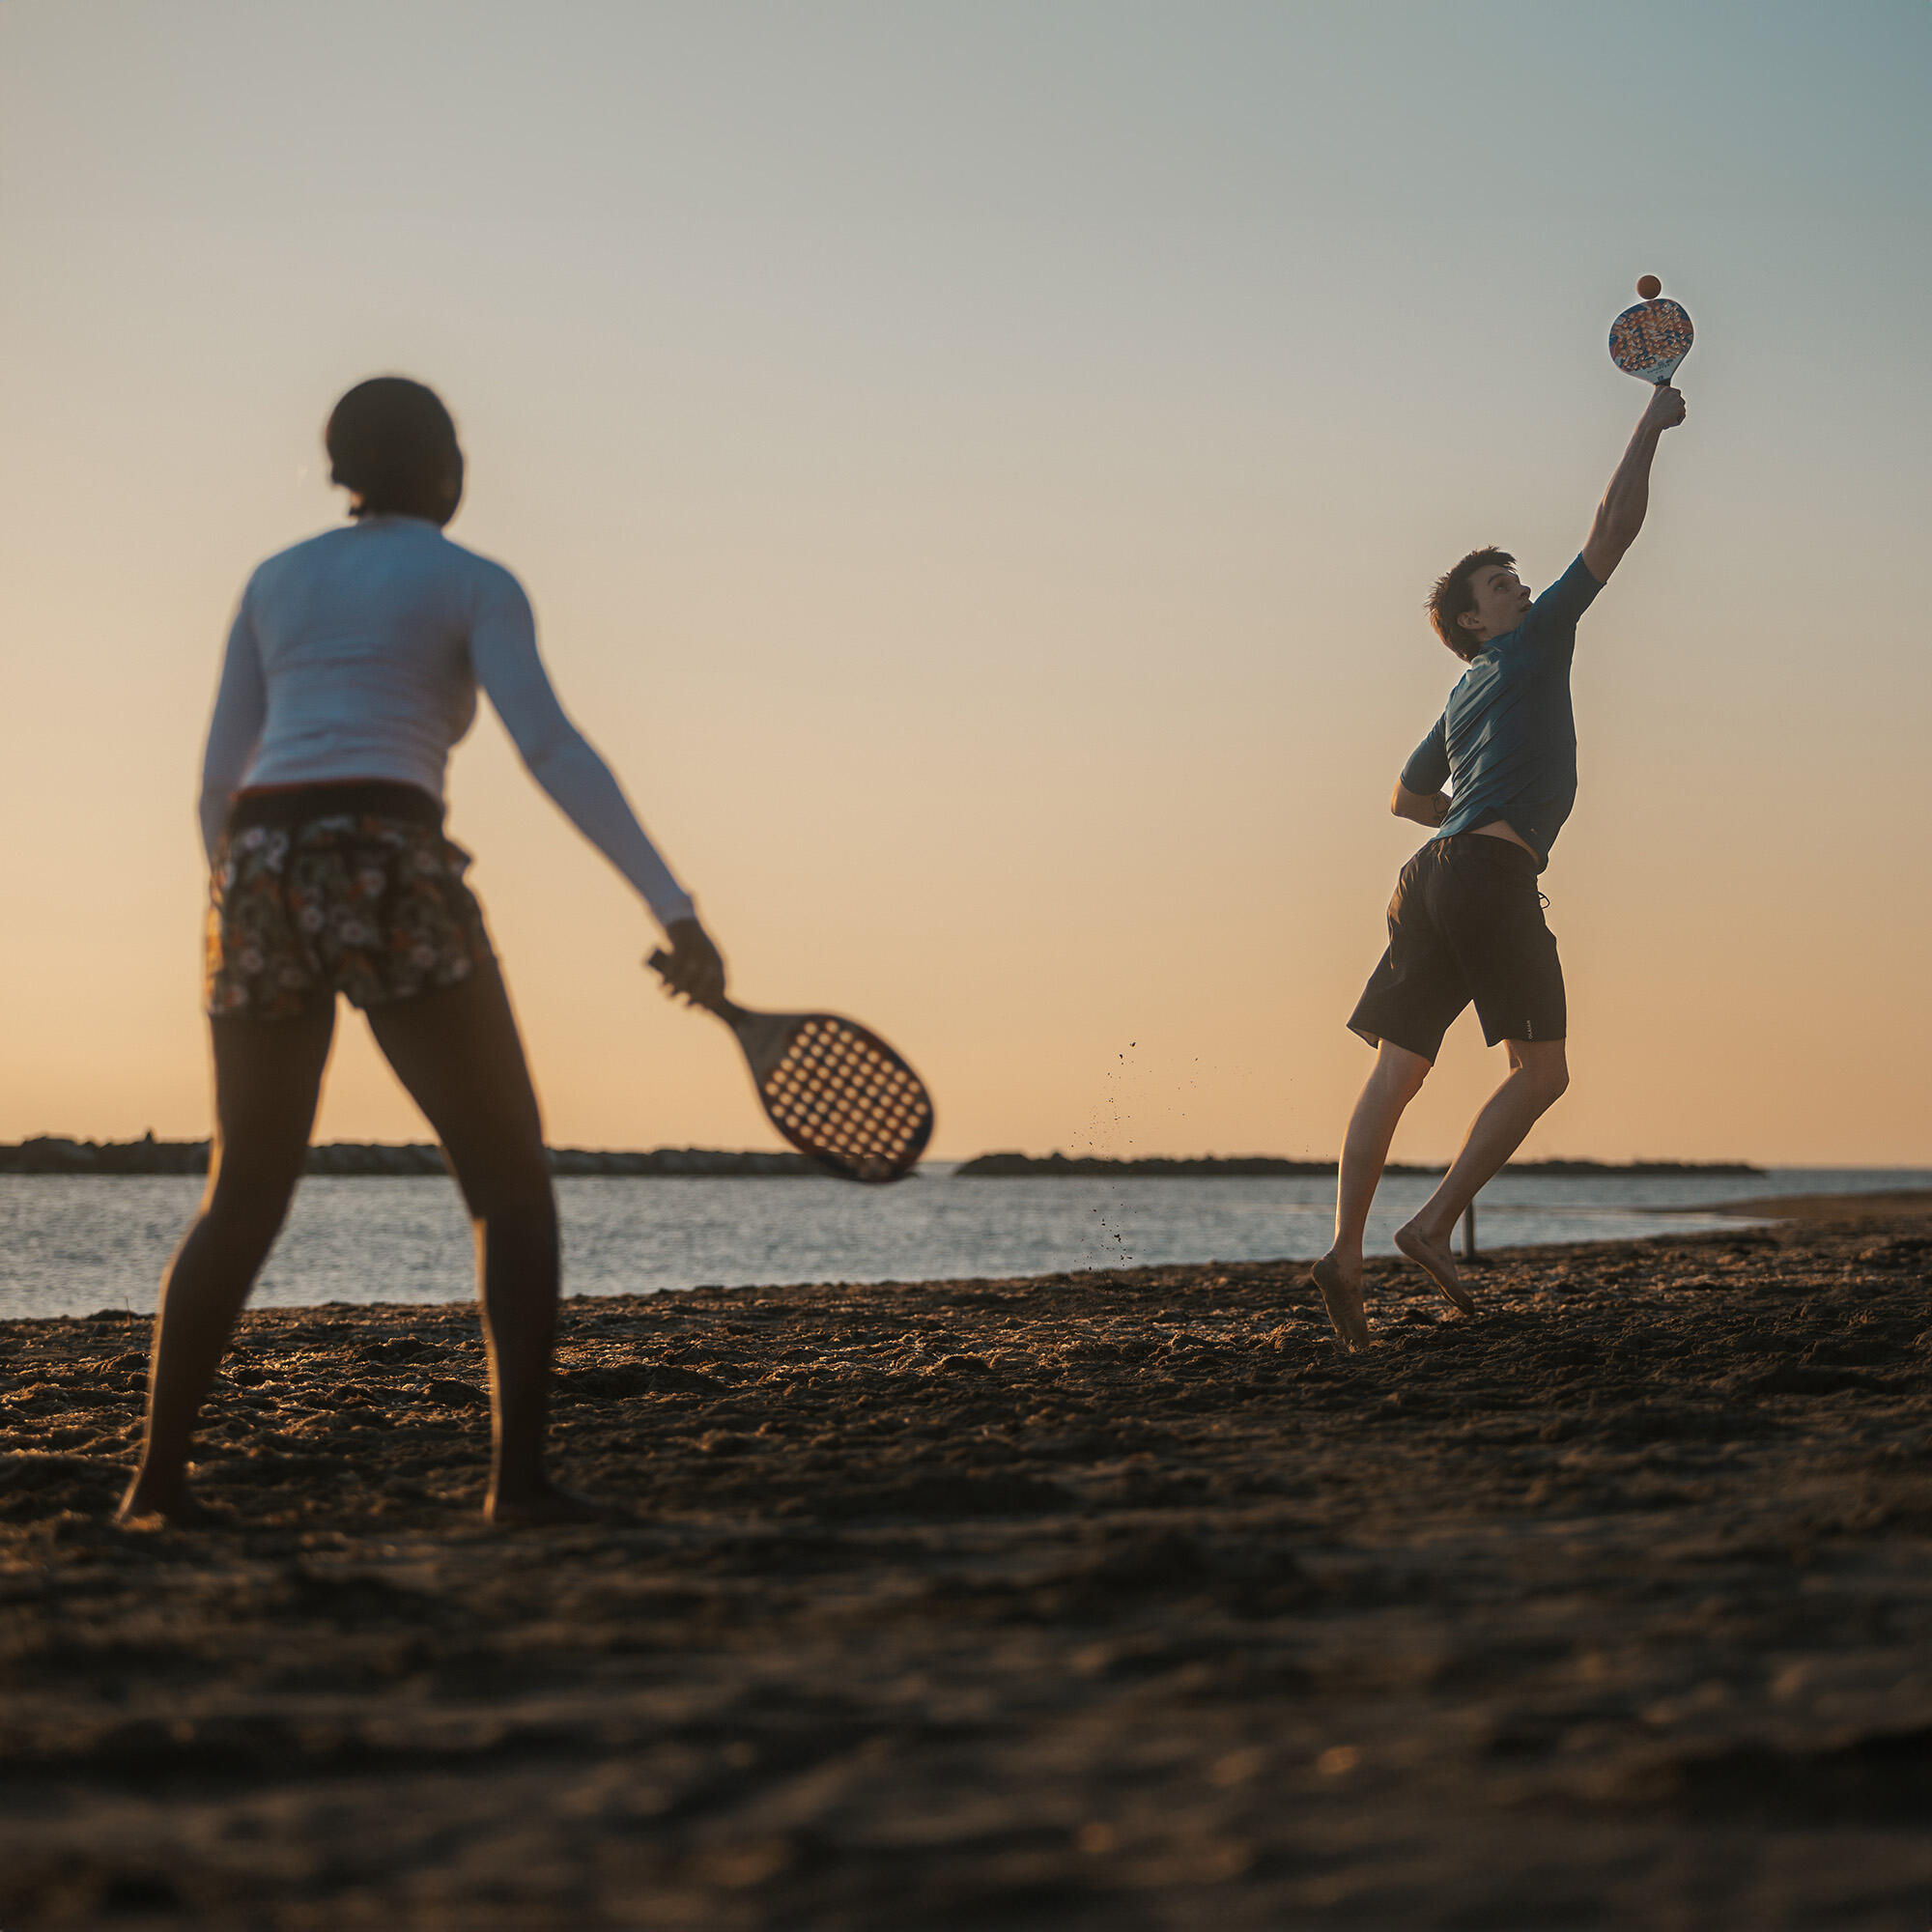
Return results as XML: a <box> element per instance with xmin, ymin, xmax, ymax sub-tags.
<box><xmin>1348</xmin><ymin>834</ymin><xmax>1565</xmax><ymax>1062</ymax></box>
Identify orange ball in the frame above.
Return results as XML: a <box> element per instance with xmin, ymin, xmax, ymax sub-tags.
<box><xmin>1636</xmin><ymin>274</ymin><xmax>1662</xmax><ymax>300</ymax></box>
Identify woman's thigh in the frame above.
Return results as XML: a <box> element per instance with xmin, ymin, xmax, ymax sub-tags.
<box><xmin>207</xmin><ymin>1005</ymin><xmax>337</xmax><ymax>1203</ymax></box>
<box><xmin>363</xmin><ymin>961</ymin><xmax>552</xmax><ymax>1216</ymax></box>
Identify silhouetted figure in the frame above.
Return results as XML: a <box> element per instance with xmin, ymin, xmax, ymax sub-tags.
<box><xmin>1308</xmin><ymin>383</ymin><xmax>1687</xmax><ymax>1350</ymax></box>
<box><xmin>118</xmin><ymin>377</ymin><xmax>724</xmax><ymax>1525</ymax></box>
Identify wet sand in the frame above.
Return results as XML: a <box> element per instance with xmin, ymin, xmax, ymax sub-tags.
<box><xmin>5</xmin><ymin>1199</ymin><xmax>1932</xmax><ymax>1930</ymax></box>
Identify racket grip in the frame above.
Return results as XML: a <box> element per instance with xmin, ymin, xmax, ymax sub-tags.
<box><xmin>646</xmin><ymin>946</ymin><xmax>732</xmax><ymax>1018</ymax></box>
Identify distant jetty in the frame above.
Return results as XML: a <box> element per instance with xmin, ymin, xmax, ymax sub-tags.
<box><xmin>0</xmin><ymin>1137</ymin><xmax>1764</xmax><ymax>1181</ymax></box>
<box><xmin>952</xmin><ymin>1152</ymin><xmax>1763</xmax><ymax>1179</ymax></box>
<box><xmin>1497</xmin><ymin>1159</ymin><xmax>1763</xmax><ymax>1178</ymax></box>
<box><xmin>0</xmin><ymin>1136</ymin><xmax>821</xmax><ymax>1179</ymax></box>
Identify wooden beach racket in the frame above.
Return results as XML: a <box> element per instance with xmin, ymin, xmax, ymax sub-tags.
<box><xmin>647</xmin><ymin>953</ymin><xmax>934</xmax><ymax>1183</ymax></box>
<box><xmin>1608</xmin><ymin>275</ymin><xmax>1693</xmax><ymax>386</ymax></box>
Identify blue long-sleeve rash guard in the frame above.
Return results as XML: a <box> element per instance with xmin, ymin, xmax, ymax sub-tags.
<box><xmin>200</xmin><ymin>514</ymin><xmax>696</xmax><ymax>930</ymax></box>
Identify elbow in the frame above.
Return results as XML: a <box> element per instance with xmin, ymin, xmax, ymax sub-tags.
<box><xmin>197</xmin><ymin>792</ymin><xmax>229</xmax><ymax>863</ymax></box>
<box><xmin>1582</xmin><ymin>536</ymin><xmax>1625</xmax><ymax>583</ymax></box>
<box><xmin>520</xmin><ymin>727</ymin><xmax>580</xmax><ymax>780</ymax></box>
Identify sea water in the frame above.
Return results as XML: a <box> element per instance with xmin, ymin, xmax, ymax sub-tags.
<box><xmin>1</xmin><ymin>1167</ymin><xmax>1924</xmax><ymax>1323</ymax></box>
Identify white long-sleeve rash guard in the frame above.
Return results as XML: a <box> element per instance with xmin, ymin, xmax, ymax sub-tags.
<box><xmin>199</xmin><ymin>515</ymin><xmax>696</xmax><ymax>931</ymax></box>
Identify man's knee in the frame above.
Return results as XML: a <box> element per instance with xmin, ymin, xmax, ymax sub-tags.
<box><xmin>1371</xmin><ymin>1041</ymin><xmax>1432</xmax><ymax>1102</ymax></box>
<box><xmin>1513</xmin><ymin>1045</ymin><xmax>1569</xmax><ymax>1106</ymax></box>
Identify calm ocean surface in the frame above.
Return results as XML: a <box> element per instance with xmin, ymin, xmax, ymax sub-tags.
<box><xmin>2</xmin><ymin>1167</ymin><xmax>1925</xmax><ymax>1324</ymax></box>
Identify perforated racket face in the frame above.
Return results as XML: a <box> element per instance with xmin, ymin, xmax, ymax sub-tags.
<box><xmin>1608</xmin><ymin>298</ymin><xmax>1693</xmax><ymax>384</ymax></box>
<box><xmin>755</xmin><ymin>1015</ymin><xmax>934</xmax><ymax>1183</ymax></box>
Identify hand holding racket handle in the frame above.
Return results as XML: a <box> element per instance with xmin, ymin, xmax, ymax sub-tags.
<box><xmin>645</xmin><ymin>950</ymin><xmax>936</xmax><ymax>1183</ymax></box>
<box><xmin>650</xmin><ymin>919</ymin><xmax>728</xmax><ymax>1012</ymax></box>
<box><xmin>1639</xmin><ymin>383</ymin><xmax>1688</xmax><ymax>435</ymax></box>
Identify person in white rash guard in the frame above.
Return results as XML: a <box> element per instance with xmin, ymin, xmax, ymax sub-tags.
<box><xmin>118</xmin><ymin>376</ymin><xmax>725</xmax><ymax>1528</ymax></box>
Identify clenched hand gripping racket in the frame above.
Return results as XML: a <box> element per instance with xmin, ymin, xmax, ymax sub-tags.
<box><xmin>1608</xmin><ymin>274</ymin><xmax>1693</xmax><ymax>386</ymax></box>
<box><xmin>648</xmin><ymin>954</ymin><xmax>935</xmax><ymax>1183</ymax></box>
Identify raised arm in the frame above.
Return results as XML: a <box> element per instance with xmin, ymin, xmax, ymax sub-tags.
<box><xmin>1581</xmin><ymin>384</ymin><xmax>1687</xmax><ymax>583</ymax></box>
<box><xmin>469</xmin><ymin>568</ymin><xmax>724</xmax><ymax>1003</ymax></box>
<box><xmin>199</xmin><ymin>591</ymin><xmax>267</xmax><ymax>863</ymax></box>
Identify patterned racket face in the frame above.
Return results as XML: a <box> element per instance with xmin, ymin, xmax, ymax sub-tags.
<box><xmin>1608</xmin><ymin>298</ymin><xmax>1693</xmax><ymax>384</ymax></box>
<box><xmin>756</xmin><ymin>1015</ymin><xmax>934</xmax><ymax>1183</ymax></box>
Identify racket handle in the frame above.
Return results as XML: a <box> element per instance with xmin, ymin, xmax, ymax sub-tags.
<box><xmin>646</xmin><ymin>947</ymin><xmax>735</xmax><ymax>1020</ymax></box>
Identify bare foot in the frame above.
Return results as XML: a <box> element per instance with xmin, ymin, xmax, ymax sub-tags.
<box><xmin>1307</xmin><ymin>1254</ymin><xmax>1370</xmax><ymax>1351</ymax></box>
<box><xmin>1394</xmin><ymin>1222</ymin><xmax>1476</xmax><ymax>1316</ymax></box>
<box><xmin>114</xmin><ymin>1475</ymin><xmax>218</xmax><ymax>1528</ymax></box>
<box><xmin>485</xmin><ymin>1483</ymin><xmax>634</xmax><ymax>1528</ymax></box>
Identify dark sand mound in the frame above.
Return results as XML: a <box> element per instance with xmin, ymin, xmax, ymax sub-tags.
<box><xmin>4</xmin><ymin>1205</ymin><xmax>1932</xmax><ymax>1928</ymax></box>
<box><xmin>1707</xmin><ymin>1187</ymin><xmax>1932</xmax><ymax>1223</ymax></box>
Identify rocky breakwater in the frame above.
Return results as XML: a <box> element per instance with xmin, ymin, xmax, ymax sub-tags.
<box><xmin>955</xmin><ymin>1151</ymin><xmax>1764</xmax><ymax>1179</ymax></box>
<box><xmin>0</xmin><ymin>1135</ymin><xmax>211</xmax><ymax>1176</ymax></box>
<box><xmin>0</xmin><ymin>1137</ymin><xmax>824</xmax><ymax>1178</ymax></box>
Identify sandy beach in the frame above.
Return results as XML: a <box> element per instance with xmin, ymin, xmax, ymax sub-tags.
<box><xmin>5</xmin><ymin>1195</ymin><xmax>1931</xmax><ymax>1930</ymax></box>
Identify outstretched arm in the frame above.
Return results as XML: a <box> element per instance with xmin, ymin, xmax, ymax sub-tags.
<box><xmin>1581</xmin><ymin>384</ymin><xmax>1687</xmax><ymax>582</ymax></box>
<box><xmin>470</xmin><ymin>570</ymin><xmax>725</xmax><ymax>1005</ymax></box>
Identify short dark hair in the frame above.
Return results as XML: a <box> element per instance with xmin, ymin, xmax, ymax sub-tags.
<box><xmin>325</xmin><ymin>377</ymin><xmax>460</xmax><ymax>520</ymax></box>
<box><xmin>1427</xmin><ymin>547</ymin><xmax>1514</xmax><ymax>661</ymax></box>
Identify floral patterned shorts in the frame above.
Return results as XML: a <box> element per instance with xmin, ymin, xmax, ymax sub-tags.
<box><xmin>205</xmin><ymin>783</ymin><xmax>495</xmax><ymax>1021</ymax></box>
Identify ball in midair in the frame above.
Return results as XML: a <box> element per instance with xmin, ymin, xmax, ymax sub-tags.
<box><xmin>1636</xmin><ymin>274</ymin><xmax>1662</xmax><ymax>300</ymax></box>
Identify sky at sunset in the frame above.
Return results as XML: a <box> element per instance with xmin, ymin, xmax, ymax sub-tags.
<box><xmin>2</xmin><ymin>1</ymin><xmax>1928</xmax><ymax>1166</ymax></box>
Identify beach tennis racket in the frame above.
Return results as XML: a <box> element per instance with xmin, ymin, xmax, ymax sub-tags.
<box><xmin>648</xmin><ymin>953</ymin><xmax>934</xmax><ymax>1183</ymax></box>
<box><xmin>1608</xmin><ymin>275</ymin><xmax>1692</xmax><ymax>386</ymax></box>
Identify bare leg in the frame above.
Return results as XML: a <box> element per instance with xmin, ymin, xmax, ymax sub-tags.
<box><xmin>1308</xmin><ymin>1041</ymin><xmax>1431</xmax><ymax>1350</ymax></box>
<box><xmin>118</xmin><ymin>1005</ymin><xmax>335</xmax><ymax>1523</ymax></box>
<box><xmin>365</xmin><ymin>960</ymin><xmax>612</xmax><ymax>1525</ymax></box>
<box><xmin>1395</xmin><ymin>1038</ymin><xmax>1570</xmax><ymax>1309</ymax></box>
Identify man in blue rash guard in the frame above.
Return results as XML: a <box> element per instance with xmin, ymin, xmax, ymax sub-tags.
<box><xmin>1308</xmin><ymin>382</ymin><xmax>1687</xmax><ymax>1350</ymax></box>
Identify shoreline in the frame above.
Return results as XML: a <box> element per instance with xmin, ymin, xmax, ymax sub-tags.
<box><xmin>3</xmin><ymin>1185</ymin><xmax>1927</xmax><ymax>1331</ymax></box>
<box><xmin>1</xmin><ymin>1137</ymin><xmax>1792</xmax><ymax>1180</ymax></box>
<box><xmin>5</xmin><ymin>1197</ymin><xmax>1932</xmax><ymax>1925</ymax></box>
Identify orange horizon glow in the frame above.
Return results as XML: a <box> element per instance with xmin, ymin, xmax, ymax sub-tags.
<box><xmin>2</xmin><ymin>6</ymin><xmax>1927</xmax><ymax>1171</ymax></box>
